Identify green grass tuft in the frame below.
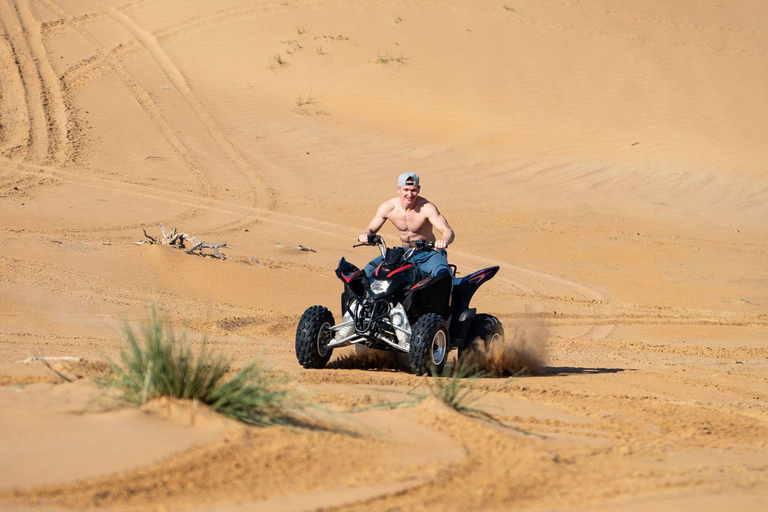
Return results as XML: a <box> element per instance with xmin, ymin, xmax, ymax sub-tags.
<box><xmin>105</xmin><ymin>306</ymin><xmax>294</xmax><ymax>426</ymax></box>
<box><xmin>375</xmin><ymin>52</ymin><xmax>408</xmax><ymax>64</ymax></box>
<box><xmin>268</xmin><ymin>54</ymin><xmax>287</xmax><ymax>69</ymax></box>
<box><xmin>294</xmin><ymin>90</ymin><xmax>315</xmax><ymax>107</ymax></box>
<box><xmin>429</xmin><ymin>357</ymin><xmax>494</xmax><ymax>419</ymax></box>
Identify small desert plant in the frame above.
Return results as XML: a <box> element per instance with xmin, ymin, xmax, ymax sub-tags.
<box><xmin>394</xmin><ymin>16</ymin><xmax>403</xmax><ymax>23</ymax></box>
<box><xmin>294</xmin><ymin>90</ymin><xmax>315</xmax><ymax>107</ymax></box>
<box><xmin>268</xmin><ymin>54</ymin><xmax>287</xmax><ymax>69</ymax></box>
<box><xmin>375</xmin><ymin>52</ymin><xmax>408</xmax><ymax>64</ymax></box>
<box><xmin>105</xmin><ymin>306</ymin><xmax>294</xmax><ymax>426</ymax></box>
<box><xmin>502</xmin><ymin>4</ymin><xmax>515</xmax><ymax>11</ymax></box>
<box><xmin>316</xmin><ymin>46</ymin><xmax>326</xmax><ymax>55</ymax></box>
<box><xmin>429</xmin><ymin>357</ymin><xmax>493</xmax><ymax>419</ymax></box>
<box><xmin>296</xmin><ymin>25</ymin><xmax>305</xmax><ymax>35</ymax></box>
<box><xmin>350</xmin><ymin>396</ymin><xmax>425</xmax><ymax>413</ymax></box>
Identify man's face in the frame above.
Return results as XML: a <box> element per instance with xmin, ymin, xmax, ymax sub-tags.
<box><xmin>398</xmin><ymin>184</ymin><xmax>420</xmax><ymax>204</ymax></box>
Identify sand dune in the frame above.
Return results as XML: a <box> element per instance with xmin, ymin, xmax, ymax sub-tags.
<box><xmin>1</xmin><ymin>0</ymin><xmax>766</xmax><ymax>510</ymax></box>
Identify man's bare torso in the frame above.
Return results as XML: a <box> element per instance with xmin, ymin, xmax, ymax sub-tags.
<box><xmin>360</xmin><ymin>181</ymin><xmax>454</xmax><ymax>250</ymax></box>
<box><xmin>381</xmin><ymin>197</ymin><xmax>437</xmax><ymax>246</ymax></box>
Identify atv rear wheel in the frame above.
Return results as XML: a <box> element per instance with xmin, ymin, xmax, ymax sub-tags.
<box><xmin>296</xmin><ymin>306</ymin><xmax>335</xmax><ymax>369</ymax></box>
<box><xmin>409</xmin><ymin>313</ymin><xmax>449</xmax><ymax>376</ymax></box>
<box><xmin>459</xmin><ymin>313</ymin><xmax>504</xmax><ymax>360</ymax></box>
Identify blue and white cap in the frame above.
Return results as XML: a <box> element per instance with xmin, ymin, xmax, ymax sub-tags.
<box><xmin>397</xmin><ymin>172</ymin><xmax>420</xmax><ymax>187</ymax></box>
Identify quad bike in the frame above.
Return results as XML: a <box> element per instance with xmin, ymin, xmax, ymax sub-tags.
<box><xmin>295</xmin><ymin>235</ymin><xmax>503</xmax><ymax>375</ymax></box>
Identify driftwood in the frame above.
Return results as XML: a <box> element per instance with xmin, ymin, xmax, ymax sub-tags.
<box><xmin>186</xmin><ymin>241</ymin><xmax>228</xmax><ymax>259</ymax></box>
<box><xmin>16</xmin><ymin>356</ymin><xmax>82</xmax><ymax>364</ymax></box>
<box><xmin>134</xmin><ymin>223</ymin><xmax>229</xmax><ymax>259</ymax></box>
<box><xmin>141</xmin><ymin>229</ymin><xmax>157</xmax><ymax>244</ymax></box>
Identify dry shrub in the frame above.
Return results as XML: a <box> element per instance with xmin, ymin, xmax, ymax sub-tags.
<box><xmin>463</xmin><ymin>318</ymin><xmax>548</xmax><ymax>376</ymax></box>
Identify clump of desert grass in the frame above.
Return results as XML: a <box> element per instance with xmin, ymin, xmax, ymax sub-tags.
<box><xmin>104</xmin><ymin>306</ymin><xmax>295</xmax><ymax>426</ymax></box>
<box><xmin>462</xmin><ymin>318</ymin><xmax>548</xmax><ymax>377</ymax></box>
<box><xmin>428</xmin><ymin>357</ymin><xmax>493</xmax><ymax>419</ymax></box>
<box><xmin>342</xmin><ymin>356</ymin><xmax>495</xmax><ymax>417</ymax></box>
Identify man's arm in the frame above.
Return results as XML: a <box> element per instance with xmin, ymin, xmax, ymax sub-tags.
<box><xmin>425</xmin><ymin>203</ymin><xmax>455</xmax><ymax>249</ymax></box>
<box><xmin>358</xmin><ymin>202</ymin><xmax>392</xmax><ymax>243</ymax></box>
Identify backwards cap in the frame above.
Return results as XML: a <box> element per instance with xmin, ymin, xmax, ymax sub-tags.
<box><xmin>397</xmin><ymin>172</ymin><xmax>420</xmax><ymax>187</ymax></box>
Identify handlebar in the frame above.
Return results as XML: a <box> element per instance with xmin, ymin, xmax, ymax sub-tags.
<box><xmin>353</xmin><ymin>236</ymin><xmax>441</xmax><ymax>263</ymax></box>
<box><xmin>353</xmin><ymin>234</ymin><xmax>383</xmax><ymax>248</ymax></box>
<box><xmin>409</xmin><ymin>239</ymin><xmax>434</xmax><ymax>251</ymax></box>
<box><xmin>353</xmin><ymin>236</ymin><xmax>435</xmax><ymax>250</ymax></box>
<box><xmin>353</xmin><ymin>234</ymin><xmax>387</xmax><ymax>258</ymax></box>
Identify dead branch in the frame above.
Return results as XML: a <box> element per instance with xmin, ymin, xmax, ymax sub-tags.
<box><xmin>135</xmin><ymin>225</ymin><xmax>229</xmax><ymax>259</ymax></box>
<box><xmin>187</xmin><ymin>242</ymin><xmax>204</xmax><ymax>253</ymax></box>
<box><xmin>158</xmin><ymin>222</ymin><xmax>169</xmax><ymax>241</ymax></box>
<box><xmin>17</xmin><ymin>356</ymin><xmax>82</xmax><ymax>364</ymax></box>
<box><xmin>169</xmin><ymin>232</ymin><xmax>191</xmax><ymax>248</ymax></box>
<box><xmin>143</xmin><ymin>229</ymin><xmax>157</xmax><ymax>244</ymax></box>
<box><xmin>186</xmin><ymin>241</ymin><xmax>229</xmax><ymax>259</ymax></box>
<box><xmin>211</xmin><ymin>243</ymin><xmax>228</xmax><ymax>259</ymax></box>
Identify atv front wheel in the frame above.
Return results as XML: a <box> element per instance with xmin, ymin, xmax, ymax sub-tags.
<box><xmin>409</xmin><ymin>313</ymin><xmax>449</xmax><ymax>376</ymax></box>
<box><xmin>459</xmin><ymin>313</ymin><xmax>504</xmax><ymax>360</ymax></box>
<box><xmin>296</xmin><ymin>306</ymin><xmax>335</xmax><ymax>369</ymax></box>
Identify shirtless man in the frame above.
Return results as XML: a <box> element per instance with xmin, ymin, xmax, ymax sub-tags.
<box><xmin>359</xmin><ymin>173</ymin><xmax>455</xmax><ymax>279</ymax></box>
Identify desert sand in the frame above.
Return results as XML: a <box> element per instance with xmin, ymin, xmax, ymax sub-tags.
<box><xmin>0</xmin><ymin>0</ymin><xmax>767</xmax><ymax>510</ymax></box>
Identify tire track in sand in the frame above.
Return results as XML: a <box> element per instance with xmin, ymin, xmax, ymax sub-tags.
<box><xmin>13</xmin><ymin>0</ymin><xmax>70</xmax><ymax>164</ymax></box>
<box><xmin>38</xmin><ymin>2</ymin><xmax>279</xmax><ymax>214</ymax></box>
<box><xmin>34</xmin><ymin>0</ymin><xmax>212</xmax><ymax>197</ymax></box>
<box><xmin>107</xmin><ymin>7</ymin><xmax>276</xmax><ymax>211</ymax></box>
<box><xmin>0</xmin><ymin>0</ymin><xmax>48</xmax><ymax>162</ymax></box>
<box><xmin>0</xmin><ymin>23</ymin><xmax>30</xmax><ymax>158</ymax></box>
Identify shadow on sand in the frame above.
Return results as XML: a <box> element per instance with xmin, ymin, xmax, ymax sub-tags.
<box><xmin>543</xmin><ymin>366</ymin><xmax>629</xmax><ymax>376</ymax></box>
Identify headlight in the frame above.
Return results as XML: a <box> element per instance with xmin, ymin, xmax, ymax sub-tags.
<box><xmin>370</xmin><ymin>279</ymin><xmax>391</xmax><ymax>294</ymax></box>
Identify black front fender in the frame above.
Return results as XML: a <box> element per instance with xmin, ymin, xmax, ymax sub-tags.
<box><xmin>403</xmin><ymin>273</ymin><xmax>452</xmax><ymax>320</ymax></box>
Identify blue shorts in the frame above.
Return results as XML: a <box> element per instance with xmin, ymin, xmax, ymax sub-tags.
<box><xmin>364</xmin><ymin>249</ymin><xmax>450</xmax><ymax>280</ymax></box>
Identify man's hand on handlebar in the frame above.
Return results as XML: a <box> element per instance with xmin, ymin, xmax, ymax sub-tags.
<box><xmin>434</xmin><ymin>240</ymin><xmax>448</xmax><ymax>250</ymax></box>
<box><xmin>355</xmin><ymin>234</ymin><xmax>382</xmax><ymax>246</ymax></box>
